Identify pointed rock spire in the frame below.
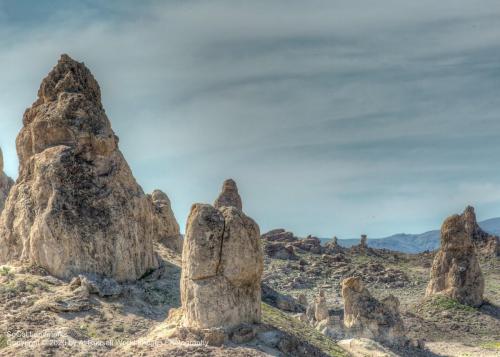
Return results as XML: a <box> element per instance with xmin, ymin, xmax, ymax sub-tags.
<box><xmin>425</xmin><ymin>206</ymin><xmax>485</xmax><ymax>306</ymax></box>
<box><xmin>214</xmin><ymin>178</ymin><xmax>243</xmax><ymax>211</ymax></box>
<box><xmin>0</xmin><ymin>55</ymin><xmax>159</xmax><ymax>281</ymax></box>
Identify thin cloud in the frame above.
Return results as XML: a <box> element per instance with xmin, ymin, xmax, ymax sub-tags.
<box><xmin>1</xmin><ymin>1</ymin><xmax>500</xmax><ymax>237</ymax></box>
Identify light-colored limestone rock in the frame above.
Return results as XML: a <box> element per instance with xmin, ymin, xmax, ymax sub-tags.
<box><xmin>462</xmin><ymin>205</ymin><xmax>499</xmax><ymax>257</ymax></box>
<box><xmin>425</xmin><ymin>206</ymin><xmax>484</xmax><ymax>306</ymax></box>
<box><xmin>0</xmin><ymin>148</ymin><xmax>14</xmax><ymax>212</ymax></box>
<box><xmin>0</xmin><ymin>54</ymin><xmax>159</xmax><ymax>281</ymax></box>
<box><xmin>213</xmin><ymin>178</ymin><xmax>242</xmax><ymax>211</ymax></box>
<box><xmin>181</xmin><ymin>186</ymin><xmax>263</xmax><ymax>330</ymax></box>
<box><xmin>342</xmin><ymin>277</ymin><xmax>405</xmax><ymax>344</ymax></box>
<box><xmin>149</xmin><ymin>189</ymin><xmax>183</xmax><ymax>252</ymax></box>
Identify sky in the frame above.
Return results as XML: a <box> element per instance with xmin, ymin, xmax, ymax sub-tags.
<box><xmin>1</xmin><ymin>0</ymin><xmax>500</xmax><ymax>238</ymax></box>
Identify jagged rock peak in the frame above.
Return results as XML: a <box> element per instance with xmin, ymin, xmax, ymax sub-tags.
<box><xmin>0</xmin><ymin>55</ymin><xmax>159</xmax><ymax>281</ymax></box>
<box><xmin>36</xmin><ymin>54</ymin><xmax>101</xmax><ymax>107</ymax></box>
<box><xmin>18</xmin><ymin>54</ymin><xmax>116</xmax><ymax>168</ymax></box>
<box><xmin>214</xmin><ymin>178</ymin><xmax>242</xmax><ymax>211</ymax></box>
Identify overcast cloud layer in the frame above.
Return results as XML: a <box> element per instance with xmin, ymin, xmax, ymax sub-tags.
<box><xmin>1</xmin><ymin>0</ymin><xmax>500</xmax><ymax>238</ymax></box>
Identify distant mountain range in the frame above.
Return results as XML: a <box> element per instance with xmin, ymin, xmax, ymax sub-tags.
<box><xmin>321</xmin><ymin>217</ymin><xmax>500</xmax><ymax>254</ymax></box>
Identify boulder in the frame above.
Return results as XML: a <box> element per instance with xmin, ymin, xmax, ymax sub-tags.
<box><xmin>342</xmin><ymin>277</ymin><xmax>405</xmax><ymax>344</ymax></box>
<box><xmin>291</xmin><ymin>235</ymin><xmax>323</xmax><ymax>254</ymax></box>
<box><xmin>181</xmin><ymin>183</ymin><xmax>263</xmax><ymax>329</ymax></box>
<box><xmin>213</xmin><ymin>178</ymin><xmax>242</xmax><ymax>211</ymax></box>
<box><xmin>149</xmin><ymin>189</ymin><xmax>183</xmax><ymax>252</ymax></box>
<box><xmin>264</xmin><ymin>242</ymin><xmax>298</xmax><ymax>260</ymax></box>
<box><xmin>261</xmin><ymin>229</ymin><xmax>297</xmax><ymax>242</ymax></box>
<box><xmin>0</xmin><ymin>55</ymin><xmax>159</xmax><ymax>281</ymax></box>
<box><xmin>425</xmin><ymin>207</ymin><xmax>485</xmax><ymax>306</ymax></box>
<box><xmin>0</xmin><ymin>148</ymin><xmax>14</xmax><ymax>212</ymax></box>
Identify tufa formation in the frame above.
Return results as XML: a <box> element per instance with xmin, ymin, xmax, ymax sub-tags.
<box><xmin>342</xmin><ymin>276</ymin><xmax>405</xmax><ymax>344</ymax></box>
<box><xmin>213</xmin><ymin>178</ymin><xmax>242</xmax><ymax>211</ymax></box>
<box><xmin>181</xmin><ymin>180</ymin><xmax>263</xmax><ymax>330</ymax></box>
<box><xmin>425</xmin><ymin>206</ymin><xmax>485</xmax><ymax>306</ymax></box>
<box><xmin>149</xmin><ymin>189</ymin><xmax>183</xmax><ymax>252</ymax></box>
<box><xmin>462</xmin><ymin>205</ymin><xmax>499</xmax><ymax>257</ymax></box>
<box><xmin>0</xmin><ymin>55</ymin><xmax>159</xmax><ymax>281</ymax></box>
<box><xmin>0</xmin><ymin>148</ymin><xmax>14</xmax><ymax>212</ymax></box>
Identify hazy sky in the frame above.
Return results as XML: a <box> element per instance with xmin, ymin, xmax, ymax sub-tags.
<box><xmin>1</xmin><ymin>0</ymin><xmax>500</xmax><ymax>238</ymax></box>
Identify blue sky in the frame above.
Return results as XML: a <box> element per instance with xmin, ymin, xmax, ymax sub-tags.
<box><xmin>1</xmin><ymin>0</ymin><xmax>500</xmax><ymax>238</ymax></box>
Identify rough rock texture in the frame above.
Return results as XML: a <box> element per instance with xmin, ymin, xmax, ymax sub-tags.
<box><xmin>425</xmin><ymin>207</ymin><xmax>485</xmax><ymax>306</ymax></box>
<box><xmin>342</xmin><ymin>277</ymin><xmax>405</xmax><ymax>344</ymax></box>
<box><xmin>462</xmin><ymin>205</ymin><xmax>499</xmax><ymax>257</ymax></box>
<box><xmin>264</xmin><ymin>242</ymin><xmax>297</xmax><ymax>260</ymax></box>
<box><xmin>324</xmin><ymin>236</ymin><xmax>345</xmax><ymax>255</ymax></box>
<box><xmin>0</xmin><ymin>54</ymin><xmax>159</xmax><ymax>281</ymax></box>
<box><xmin>149</xmin><ymin>189</ymin><xmax>183</xmax><ymax>252</ymax></box>
<box><xmin>261</xmin><ymin>229</ymin><xmax>296</xmax><ymax>243</ymax></box>
<box><xmin>292</xmin><ymin>235</ymin><xmax>323</xmax><ymax>254</ymax></box>
<box><xmin>181</xmin><ymin>195</ymin><xmax>263</xmax><ymax>330</ymax></box>
<box><xmin>213</xmin><ymin>178</ymin><xmax>242</xmax><ymax>211</ymax></box>
<box><xmin>0</xmin><ymin>148</ymin><xmax>14</xmax><ymax>212</ymax></box>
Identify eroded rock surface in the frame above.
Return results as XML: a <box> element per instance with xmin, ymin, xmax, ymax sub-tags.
<box><xmin>149</xmin><ymin>189</ymin><xmax>183</xmax><ymax>252</ymax></box>
<box><xmin>425</xmin><ymin>206</ymin><xmax>485</xmax><ymax>306</ymax></box>
<box><xmin>0</xmin><ymin>148</ymin><xmax>14</xmax><ymax>212</ymax></box>
<box><xmin>181</xmin><ymin>185</ymin><xmax>263</xmax><ymax>330</ymax></box>
<box><xmin>342</xmin><ymin>276</ymin><xmax>405</xmax><ymax>344</ymax></box>
<box><xmin>462</xmin><ymin>205</ymin><xmax>499</xmax><ymax>257</ymax></box>
<box><xmin>0</xmin><ymin>54</ymin><xmax>159</xmax><ymax>281</ymax></box>
<box><xmin>213</xmin><ymin>178</ymin><xmax>242</xmax><ymax>211</ymax></box>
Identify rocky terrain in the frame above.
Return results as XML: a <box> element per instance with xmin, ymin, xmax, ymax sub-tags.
<box><xmin>0</xmin><ymin>148</ymin><xmax>14</xmax><ymax>213</ymax></box>
<box><xmin>0</xmin><ymin>55</ymin><xmax>498</xmax><ymax>357</ymax></box>
<box><xmin>261</xmin><ymin>216</ymin><xmax>500</xmax><ymax>356</ymax></box>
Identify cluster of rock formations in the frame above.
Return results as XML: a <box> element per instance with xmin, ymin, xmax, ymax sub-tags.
<box><xmin>0</xmin><ymin>148</ymin><xmax>14</xmax><ymax>212</ymax></box>
<box><xmin>302</xmin><ymin>277</ymin><xmax>406</xmax><ymax>346</ymax></box>
<box><xmin>1</xmin><ymin>54</ymin><xmax>498</xmax><ymax>355</ymax></box>
<box><xmin>261</xmin><ymin>229</ymin><xmax>324</xmax><ymax>260</ymax></box>
<box><xmin>180</xmin><ymin>179</ymin><xmax>263</xmax><ymax>330</ymax></box>
<box><xmin>426</xmin><ymin>206</ymin><xmax>485</xmax><ymax>306</ymax></box>
<box><xmin>0</xmin><ymin>55</ymin><xmax>181</xmax><ymax>282</ymax></box>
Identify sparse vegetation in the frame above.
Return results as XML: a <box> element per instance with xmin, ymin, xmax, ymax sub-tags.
<box><xmin>262</xmin><ymin>303</ymin><xmax>347</xmax><ymax>357</ymax></box>
<box><xmin>431</xmin><ymin>296</ymin><xmax>476</xmax><ymax>313</ymax></box>
<box><xmin>480</xmin><ymin>341</ymin><xmax>500</xmax><ymax>350</ymax></box>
